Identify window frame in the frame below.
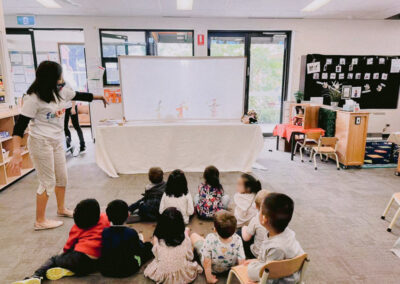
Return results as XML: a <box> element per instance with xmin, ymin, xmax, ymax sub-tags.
<box><xmin>99</xmin><ymin>29</ymin><xmax>195</xmax><ymax>86</ymax></box>
<box><xmin>207</xmin><ymin>30</ymin><xmax>292</xmax><ymax>136</ymax></box>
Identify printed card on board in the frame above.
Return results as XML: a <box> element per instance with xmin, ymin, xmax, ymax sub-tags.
<box><xmin>364</xmin><ymin>73</ymin><xmax>371</xmax><ymax>80</ymax></box>
<box><xmin>367</xmin><ymin>58</ymin><xmax>374</xmax><ymax>65</ymax></box>
<box><xmin>307</xmin><ymin>62</ymin><xmax>321</xmax><ymax>74</ymax></box>
<box><xmin>351</xmin><ymin>87</ymin><xmax>362</xmax><ymax>98</ymax></box>
<box><xmin>330</xmin><ymin>73</ymin><xmax>336</xmax><ymax>79</ymax></box>
<box><xmin>373</xmin><ymin>73</ymin><xmax>379</xmax><ymax>80</ymax></box>
<box><xmin>351</xmin><ymin>58</ymin><xmax>358</xmax><ymax>65</ymax></box>
<box><xmin>355</xmin><ymin>73</ymin><xmax>361</xmax><ymax>79</ymax></box>
<box><xmin>322</xmin><ymin>73</ymin><xmax>328</xmax><ymax>79</ymax></box>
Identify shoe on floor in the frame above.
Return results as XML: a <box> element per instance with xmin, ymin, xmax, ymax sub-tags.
<box><xmin>12</xmin><ymin>276</ymin><xmax>41</xmax><ymax>284</ymax></box>
<box><xmin>34</xmin><ymin>220</ymin><xmax>63</xmax><ymax>231</ymax></box>
<box><xmin>126</xmin><ymin>214</ymin><xmax>141</xmax><ymax>224</ymax></box>
<box><xmin>57</xmin><ymin>208</ymin><xmax>73</xmax><ymax>218</ymax></box>
<box><xmin>46</xmin><ymin>267</ymin><xmax>74</xmax><ymax>280</ymax></box>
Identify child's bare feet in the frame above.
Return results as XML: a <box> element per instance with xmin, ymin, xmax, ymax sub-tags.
<box><xmin>34</xmin><ymin>219</ymin><xmax>63</xmax><ymax>230</ymax></box>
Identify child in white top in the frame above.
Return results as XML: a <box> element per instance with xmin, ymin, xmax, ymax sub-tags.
<box><xmin>234</xmin><ymin>173</ymin><xmax>262</xmax><ymax>227</ymax></box>
<box><xmin>246</xmin><ymin>193</ymin><xmax>304</xmax><ymax>283</ymax></box>
<box><xmin>239</xmin><ymin>189</ymin><xmax>270</xmax><ymax>258</ymax></box>
<box><xmin>191</xmin><ymin>210</ymin><xmax>245</xmax><ymax>283</ymax></box>
<box><xmin>159</xmin><ymin>169</ymin><xmax>194</xmax><ymax>224</ymax></box>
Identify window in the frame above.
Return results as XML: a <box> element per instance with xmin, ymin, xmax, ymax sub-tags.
<box><xmin>208</xmin><ymin>31</ymin><xmax>291</xmax><ymax>134</ymax></box>
<box><xmin>100</xmin><ymin>29</ymin><xmax>194</xmax><ymax>85</ymax></box>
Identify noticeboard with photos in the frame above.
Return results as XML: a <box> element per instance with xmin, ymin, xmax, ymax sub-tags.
<box><xmin>304</xmin><ymin>54</ymin><xmax>400</xmax><ymax>109</ymax></box>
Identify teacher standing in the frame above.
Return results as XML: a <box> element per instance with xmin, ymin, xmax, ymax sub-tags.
<box><xmin>9</xmin><ymin>61</ymin><xmax>107</xmax><ymax>230</ymax></box>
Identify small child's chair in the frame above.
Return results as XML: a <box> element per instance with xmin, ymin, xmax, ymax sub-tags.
<box><xmin>381</xmin><ymin>192</ymin><xmax>400</xmax><ymax>232</ymax></box>
<box><xmin>310</xmin><ymin>137</ymin><xmax>340</xmax><ymax>170</ymax></box>
<box><xmin>294</xmin><ymin>132</ymin><xmax>322</xmax><ymax>162</ymax></box>
<box><xmin>226</xmin><ymin>253</ymin><xmax>309</xmax><ymax>284</ymax></box>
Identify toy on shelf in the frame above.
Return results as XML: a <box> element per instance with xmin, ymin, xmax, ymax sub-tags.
<box><xmin>241</xmin><ymin>110</ymin><xmax>258</xmax><ymax>124</ymax></box>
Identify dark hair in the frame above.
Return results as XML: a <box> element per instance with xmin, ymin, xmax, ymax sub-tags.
<box><xmin>204</xmin><ymin>165</ymin><xmax>223</xmax><ymax>190</ymax></box>
<box><xmin>241</xmin><ymin>173</ymin><xmax>262</xmax><ymax>194</ymax></box>
<box><xmin>261</xmin><ymin>193</ymin><xmax>294</xmax><ymax>233</ymax></box>
<box><xmin>214</xmin><ymin>210</ymin><xmax>237</xmax><ymax>239</ymax></box>
<box><xmin>149</xmin><ymin>167</ymin><xmax>164</xmax><ymax>184</ymax></box>
<box><xmin>73</xmin><ymin>199</ymin><xmax>100</xmax><ymax>229</ymax></box>
<box><xmin>154</xmin><ymin>207</ymin><xmax>185</xmax><ymax>247</ymax></box>
<box><xmin>165</xmin><ymin>169</ymin><xmax>188</xmax><ymax>198</ymax></box>
<box><xmin>27</xmin><ymin>61</ymin><xmax>63</xmax><ymax>103</ymax></box>
<box><xmin>106</xmin><ymin>199</ymin><xmax>129</xmax><ymax>225</ymax></box>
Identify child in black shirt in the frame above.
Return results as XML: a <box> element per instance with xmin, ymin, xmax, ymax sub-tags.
<box><xmin>100</xmin><ymin>200</ymin><xmax>153</xmax><ymax>278</ymax></box>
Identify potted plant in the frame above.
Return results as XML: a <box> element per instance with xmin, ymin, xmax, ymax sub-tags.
<box><xmin>329</xmin><ymin>88</ymin><xmax>341</xmax><ymax>107</ymax></box>
<box><xmin>294</xmin><ymin>91</ymin><xmax>304</xmax><ymax>103</ymax></box>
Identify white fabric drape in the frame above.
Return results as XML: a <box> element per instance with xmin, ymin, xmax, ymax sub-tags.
<box><xmin>95</xmin><ymin>122</ymin><xmax>264</xmax><ymax>177</ymax></box>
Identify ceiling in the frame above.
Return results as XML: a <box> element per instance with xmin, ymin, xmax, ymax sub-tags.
<box><xmin>3</xmin><ymin>0</ymin><xmax>400</xmax><ymax>20</ymax></box>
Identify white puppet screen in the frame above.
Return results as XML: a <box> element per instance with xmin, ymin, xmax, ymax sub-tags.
<box><xmin>119</xmin><ymin>56</ymin><xmax>246</xmax><ymax>121</ymax></box>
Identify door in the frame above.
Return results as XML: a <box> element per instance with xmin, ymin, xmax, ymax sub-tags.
<box><xmin>208</xmin><ymin>31</ymin><xmax>290</xmax><ymax>135</ymax></box>
<box><xmin>248</xmin><ymin>34</ymin><xmax>287</xmax><ymax>133</ymax></box>
<box><xmin>5</xmin><ymin>29</ymin><xmax>36</xmax><ymax>99</ymax></box>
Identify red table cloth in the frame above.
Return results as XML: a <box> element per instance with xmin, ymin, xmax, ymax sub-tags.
<box><xmin>273</xmin><ymin>124</ymin><xmax>325</xmax><ymax>141</ymax></box>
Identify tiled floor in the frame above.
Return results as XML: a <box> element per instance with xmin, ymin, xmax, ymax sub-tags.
<box><xmin>1</xmin><ymin>129</ymin><xmax>400</xmax><ymax>283</ymax></box>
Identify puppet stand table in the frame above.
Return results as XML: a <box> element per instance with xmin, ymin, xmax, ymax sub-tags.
<box><xmin>388</xmin><ymin>132</ymin><xmax>400</xmax><ymax>176</ymax></box>
<box><xmin>95</xmin><ymin>122</ymin><xmax>264</xmax><ymax>177</ymax></box>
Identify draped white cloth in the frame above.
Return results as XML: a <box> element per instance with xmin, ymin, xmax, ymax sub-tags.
<box><xmin>95</xmin><ymin>122</ymin><xmax>264</xmax><ymax>177</ymax></box>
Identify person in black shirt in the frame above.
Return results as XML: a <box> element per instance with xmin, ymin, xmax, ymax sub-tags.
<box><xmin>127</xmin><ymin>167</ymin><xmax>166</xmax><ymax>222</ymax></box>
<box><xmin>100</xmin><ymin>200</ymin><xmax>153</xmax><ymax>278</ymax></box>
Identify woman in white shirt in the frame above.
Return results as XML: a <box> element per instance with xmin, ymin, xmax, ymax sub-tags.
<box><xmin>9</xmin><ymin>61</ymin><xmax>107</xmax><ymax>230</ymax></box>
<box><xmin>159</xmin><ymin>169</ymin><xmax>194</xmax><ymax>224</ymax></box>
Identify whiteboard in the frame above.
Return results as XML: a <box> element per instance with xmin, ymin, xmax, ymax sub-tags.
<box><xmin>119</xmin><ymin>56</ymin><xmax>246</xmax><ymax>121</ymax></box>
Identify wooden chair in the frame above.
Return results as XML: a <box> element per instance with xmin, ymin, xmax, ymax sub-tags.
<box><xmin>381</xmin><ymin>192</ymin><xmax>400</xmax><ymax>232</ymax></box>
<box><xmin>294</xmin><ymin>132</ymin><xmax>322</xmax><ymax>162</ymax></box>
<box><xmin>227</xmin><ymin>253</ymin><xmax>309</xmax><ymax>284</ymax></box>
<box><xmin>311</xmin><ymin>137</ymin><xmax>340</xmax><ymax>170</ymax></box>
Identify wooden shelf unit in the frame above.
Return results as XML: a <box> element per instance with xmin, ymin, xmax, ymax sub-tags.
<box><xmin>0</xmin><ymin>109</ymin><xmax>34</xmax><ymax>191</ymax></box>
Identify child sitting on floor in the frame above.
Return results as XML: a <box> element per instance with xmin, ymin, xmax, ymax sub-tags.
<box><xmin>234</xmin><ymin>173</ymin><xmax>262</xmax><ymax>227</ymax></box>
<box><xmin>159</xmin><ymin>169</ymin><xmax>194</xmax><ymax>224</ymax></box>
<box><xmin>144</xmin><ymin>207</ymin><xmax>203</xmax><ymax>283</ymax></box>
<box><xmin>194</xmin><ymin>165</ymin><xmax>230</xmax><ymax>219</ymax></box>
<box><xmin>191</xmin><ymin>210</ymin><xmax>245</xmax><ymax>284</ymax></box>
<box><xmin>128</xmin><ymin>167</ymin><xmax>166</xmax><ymax>222</ymax></box>
<box><xmin>99</xmin><ymin>200</ymin><xmax>153</xmax><ymax>278</ymax></box>
<box><xmin>238</xmin><ymin>189</ymin><xmax>270</xmax><ymax>258</ymax></box>
<box><xmin>246</xmin><ymin>193</ymin><xmax>304</xmax><ymax>283</ymax></box>
<box><xmin>14</xmin><ymin>199</ymin><xmax>110</xmax><ymax>284</ymax></box>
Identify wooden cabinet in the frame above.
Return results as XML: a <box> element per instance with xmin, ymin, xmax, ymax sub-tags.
<box><xmin>335</xmin><ymin>111</ymin><xmax>369</xmax><ymax>167</ymax></box>
<box><xmin>0</xmin><ymin>108</ymin><xmax>34</xmax><ymax>191</ymax></box>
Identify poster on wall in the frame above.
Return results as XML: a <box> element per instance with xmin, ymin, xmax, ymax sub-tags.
<box><xmin>304</xmin><ymin>54</ymin><xmax>400</xmax><ymax>109</ymax></box>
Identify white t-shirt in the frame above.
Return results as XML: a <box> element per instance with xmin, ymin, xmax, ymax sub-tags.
<box><xmin>234</xmin><ymin>193</ymin><xmax>258</xmax><ymax>227</ymax></box>
<box><xmin>159</xmin><ymin>192</ymin><xmax>194</xmax><ymax>224</ymax></box>
<box><xmin>200</xmin><ymin>233</ymin><xmax>245</xmax><ymax>274</ymax></box>
<box><xmin>21</xmin><ymin>86</ymin><xmax>76</xmax><ymax>140</ymax></box>
<box><xmin>245</xmin><ymin>212</ymin><xmax>268</xmax><ymax>257</ymax></box>
<box><xmin>248</xmin><ymin>228</ymin><xmax>304</xmax><ymax>283</ymax></box>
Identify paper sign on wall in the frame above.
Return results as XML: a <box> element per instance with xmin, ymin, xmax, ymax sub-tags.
<box><xmin>307</xmin><ymin>62</ymin><xmax>320</xmax><ymax>74</ymax></box>
<box><xmin>390</xmin><ymin>59</ymin><xmax>400</xmax><ymax>73</ymax></box>
<box><xmin>197</xmin><ymin>34</ymin><xmax>205</xmax><ymax>46</ymax></box>
<box><xmin>104</xmin><ymin>88</ymin><xmax>121</xmax><ymax>104</ymax></box>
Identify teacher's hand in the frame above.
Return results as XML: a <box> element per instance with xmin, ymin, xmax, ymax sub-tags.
<box><xmin>94</xmin><ymin>95</ymin><xmax>109</xmax><ymax>108</ymax></box>
<box><xmin>8</xmin><ymin>151</ymin><xmax>22</xmax><ymax>176</ymax></box>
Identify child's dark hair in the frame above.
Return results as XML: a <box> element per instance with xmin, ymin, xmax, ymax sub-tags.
<box><xmin>204</xmin><ymin>165</ymin><xmax>223</xmax><ymax>190</ymax></box>
<box><xmin>154</xmin><ymin>207</ymin><xmax>185</xmax><ymax>247</ymax></box>
<box><xmin>241</xmin><ymin>173</ymin><xmax>261</xmax><ymax>194</ymax></box>
<box><xmin>106</xmin><ymin>199</ymin><xmax>129</xmax><ymax>225</ymax></box>
<box><xmin>149</xmin><ymin>167</ymin><xmax>164</xmax><ymax>184</ymax></box>
<box><xmin>73</xmin><ymin>199</ymin><xmax>100</xmax><ymax>229</ymax></box>
<box><xmin>261</xmin><ymin>193</ymin><xmax>294</xmax><ymax>233</ymax></box>
<box><xmin>165</xmin><ymin>169</ymin><xmax>188</xmax><ymax>198</ymax></box>
<box><xmin>214</xmin><ymin>210</ymin><xmax>237</xmax><ymax>239</ymax></box>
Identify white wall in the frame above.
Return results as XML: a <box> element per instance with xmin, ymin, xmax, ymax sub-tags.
<box><xmin>5</xmin><ymin>15</ymin><xmax>400</xmax><ymax>132</ymax></box>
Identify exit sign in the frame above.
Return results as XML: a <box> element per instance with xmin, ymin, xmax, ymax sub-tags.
<box><xmin>17</xmin><ymin>15</ymin><xmax>35</xmax><ymax>26</ymax></box>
